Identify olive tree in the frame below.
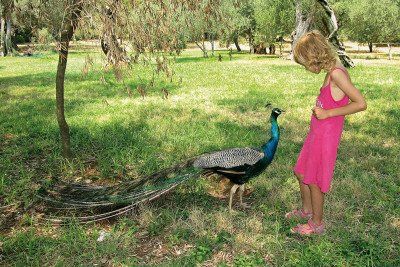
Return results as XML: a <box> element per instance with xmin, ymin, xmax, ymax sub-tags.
<box><xmin>0</xmin><ymin>0</ymin><xmax>15</xmax><ymax>55</ymax></box>
<box><xmin>254</xmin><ymin>0</ymin><xmax>294</xmax><ymax>55</ymax></box>
<box><xmin>36</xmin><ymin>0</ymin><xmax>215</xmax><ymax>157</ymax></box>
<box><xmin>346</xmin><ymin>0</ymin><xmax>400</xmax><ymax>58</ymax></box>
<box><xmin>291</xmin><ymin>0</ymin><xmax>354</xmax><ymax>67</ymax></box>
<box><xmin>184</xmin><ymin>0</ymin><xmax>239</xmax><ymax>57</ymax></box>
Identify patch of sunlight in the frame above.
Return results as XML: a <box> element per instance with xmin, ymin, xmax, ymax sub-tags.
<box><xmin>353</xmin><ymin>58</ymin><xmax>400</xmax><ymax>66</ymax></box>
<box><xmin>96</xmin><ymin>114</ymin><xmax>111</xmax><ymax>123</ymax></box>
<box><xmin>214</xmin><ymin>213</ymin><xmax>234</xmax><ymax>233</ymax></box>
<box><xmin>382</xmin><ymin>138</ymin><xmax>399</xmax><ymax>148</ymax></box>
<box><xmin>390</xmin><ymin>217</ymin><xmax>400</xmax><ymax>229</ymax></box>
<box><xmin>245</xmin><ymin>217</ymin><xmax>263</xmax><ymax>233</ymax></box>
<box><xmin>188</xmin><ymin>208</ymin><xmax>207</xmax><ymax>236</ymax></box>
<box><xmin>234</xmin><ymin>232</ymin><xmax>265</xmax><ymax>251</ymax></box>
<box><xmin>374</xmin><ymin>77</ymin><xmax>397</xmax><ymax>85</ymax></box>
<box><xmin>8</xmin><ymin>87</ymin><xmax>37</xmax><ymax>96</ymax></box>
<box><xmin>238</xmin><ymin>58</ymin><xmax>296</xmax><ymax>66</ymax></box>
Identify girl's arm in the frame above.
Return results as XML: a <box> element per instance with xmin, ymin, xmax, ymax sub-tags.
<box><xmin>313</xmin><ymin>70</ymin><xmax>367</xmax><ymax>119</ymax></box>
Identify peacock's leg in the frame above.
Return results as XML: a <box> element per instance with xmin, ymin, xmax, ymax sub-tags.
<box><xmin>239</xmin><ymin>184</ymin><xmax>250</xmax><ymax>209</ymax></box>
<box><xmin>229</xmin><ymin>184</ymin><xmax>240</xmax><ymax>212</ymax></box>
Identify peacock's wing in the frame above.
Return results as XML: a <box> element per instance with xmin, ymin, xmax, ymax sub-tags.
<box><xmin>193</xmin><ymin>147</ymin><xmax>264</xmax><ymax>169</ymax></box>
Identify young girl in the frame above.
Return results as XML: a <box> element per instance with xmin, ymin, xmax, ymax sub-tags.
<box><xmin>285</xmin><ymin>30</ymin><xmax>367</xmax><ymax>235</ymax></box>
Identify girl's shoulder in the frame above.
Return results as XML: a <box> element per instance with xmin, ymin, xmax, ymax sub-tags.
<box><xmin>330</xmin><ymin>66</ymin><xmax>351</xmax><ymax>82</ymax></box>
<box><xmin>330</xmin><ymin>65</ymin><xmax>348</xmax><ymax>76</ymax></box>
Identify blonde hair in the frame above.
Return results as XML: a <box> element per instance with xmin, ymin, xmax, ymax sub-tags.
<box><xmin>293</xmin><ymin>30</ymin><xmax>338</xmax><ymax>71</ymax></box>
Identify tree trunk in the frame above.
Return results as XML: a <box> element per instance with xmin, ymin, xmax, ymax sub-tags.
<box><xmin>210</xmin><ymin>33</ymin><xmax>215</xmax><ymax>56</ymax></box>
<box><xmin>55</xmin><ymin>1</ymin><xmax>83</xmax><ymax>158</ymax></box>
<box><xmin>5</xmin><ymin>15</ymin><xmax>13</xmax><ymax>55</ymax></box>
<box><xmin>195</xmin><ymin>40</ymin><xmax>208</xmax><ymax>58</ymax></box>
<box><xmin>100</xmin><ymin>37</ymin><xmax>109</xmax><ymax>55</ymax></box>
<box><xmin>269</xmin><ymin>44</ymin><xmax>276</xmax><ymax>55</ymax></box>
<box><xmin>368</xmin><ymin>42</ymin><xmax>373</xmax><ymax>53</ymax></box>
<box><xmin>254</xmin><ymin>43</ymin><xmax>266</xmax><ymax>54</ymax></box>
<box><xmin>56</xmin><ymin>43</ymin><xmax>72</xmax><ymax>158</ymax></box>
<box><xmin>233</xmin><ymin>35</ymin><xmax>241</xmax><ymax>52</ymax></box>
<box><xmin>316</xmin><ymin>0</ymin><xmax>354</xmax><ymax>68</ymax></box>
<box><xmin>291</xmin><ymin>0</ymin><xmax>313</xmax><ymax>57</ymax></box>
<box><xmin>202</xmin><ymin>39</ymin><xmax>208</xmax><ymax>58</ymax></box>
<box><xmin>101</xmin><ymin>4</ymin><xmax>128</xmax><ymax>63</ymax></box>
<box><xmin>388</xmin><ymin>43</ymin><xmax>392</xmax><ymax>60</ymax></box>
<box><xmin>0</xmin><ymin>17</ymin><xmax>4</xmax><ymax>56</ymax></box>
<box><xmin>248</xmin><ymin>31</ymin><xmax>254</xmax><ymax>53</ymax></box>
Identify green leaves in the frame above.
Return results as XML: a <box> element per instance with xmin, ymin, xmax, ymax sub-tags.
<box><xmin>345</xmin><ymin>0</ymin><xmax>400</xmax><ymax>44</ymax></box>
<box><xmin>253</xmin><ymin>0</ymin><xmax>294</xmax><ymax>45</ymax></box>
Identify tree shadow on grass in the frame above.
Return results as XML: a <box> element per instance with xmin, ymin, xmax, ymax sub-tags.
<box><xmin>0</xmin><ymin>68</ymin><xmax>182</xmax><ymax>100</ymax></box>
<box><xmin>0</xmin><ymin>72</ymin><xmax>56</xmax><ymax>90</ymax></box>
<box><xmin>175</xmin><ymin>50</ymin><xmax>256</xmax><ymax>64</ymax></box>
<box><xmin>0</xmin><ymin>71</ymin><xmax>92</xmax><ymax>91</ymax></box>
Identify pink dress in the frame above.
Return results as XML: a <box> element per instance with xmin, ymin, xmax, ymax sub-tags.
<box><xmin>294</xmin><ymin>67</ymin><xmax>349</xmax><ymax>193</ymax></box>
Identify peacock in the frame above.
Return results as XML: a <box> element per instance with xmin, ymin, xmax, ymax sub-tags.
<box><xmin>193</xmin><ymin>107</ymin><xmax>282</xmax><ymax>211</ymax></box>
<box><xmin>38</xmin><ymin>106</ymin><xmax>283</xmax><ymax>223</ymax></box>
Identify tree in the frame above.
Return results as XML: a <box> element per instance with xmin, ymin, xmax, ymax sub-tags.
<box><xmin>207</xmin><ymin>0</ymin><xmax>239</xmax><ymax>56</ymax></box>
<box><xmin>221</xmin><ymin>0</ymin><xmax>256</xmax><ymax>52</ymax></box>
<box><xmin>220</xmin><ymin>1</ymin><xmax>250</xmax><ymax>52</ymax></box>
<box><xmin>0</xmin><ymin>0</ymin><xmax>15</xmax><ymax>55</ymax></box>
<box><xmin>34</xmin><ymin>0</ymin><xmax>204</xmax><ymax>157</ymax></box>
<box><xmin>0</xmin><ymin>3</ymin><xmax>4</xmax><ymax>56</ymax></box>
<box><xmin>0</xmin><ymin>0</ymin><xmax>46</xmax><ymax>52</ymax></box>
<box><xmin>291</xmin><ymin>0</ymin><xmax>354</xmax><ymax>67</ymax></box>
<box><xmin>184</xmin><ymin>0</ymin><xmax>238</xmax><ymax>57</ymax></box>
<box><xmin>346</xmin><ymin>0</ymin><xmax>400</xmax><ymax>57</ymax></box>
<box><xmin>240</xmin><ymin>0</ymin><xmax>257</xmax><ymax>53</ymax></box>
<box><xmin>254</xmin><ymin>0</ymin><xmax>294</xmax><ymax>55</ymax></box>
<box><xmin>37</xmin><ymin>0</ymin><xmax>84</xmax><ymax>158</ymax></box>
<box><xmin>291</xmin><ymin>0</ymin><xmax>314</xmax><ymax>51</ymax></box>
<box><xmin>13</xmin><ymin>0</ymin><xmax>45</xmax><ymax>44</ymax></box>
<box><xmin>316</xmin><ymin>0</ymin><xmax>354</xmax><ymax>67</ymax></box>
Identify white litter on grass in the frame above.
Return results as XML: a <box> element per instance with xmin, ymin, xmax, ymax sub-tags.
<box><xmin>97</xmin><ymin>230</ymin><xmax>110</xmax><ymax>242</ymax></box>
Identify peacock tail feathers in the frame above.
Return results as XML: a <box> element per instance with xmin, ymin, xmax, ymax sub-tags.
<box><xmin>39</xmin><ymin>158</ymin><xmax>201</xmax><ymax>224</ymax></box>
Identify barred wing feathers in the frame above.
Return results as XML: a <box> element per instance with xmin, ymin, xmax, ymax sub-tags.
<box><xmin>193</xmin><ymin>148</ymin><xmax>264</xmax><ymax>169</ymax></box>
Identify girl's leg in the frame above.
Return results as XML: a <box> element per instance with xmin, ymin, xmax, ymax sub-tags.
<box><xmin>309</xmin><ymin>184</ymin><xmax>324</xmax><ymax>224</ymax></box>
<box><xmin>294</xmin><ymin>172</ymin><xmax>312</xmax><ymax>213</ymax></box>
<box><xmin>290</xmin><ymin>184</ymin><xmax>325</xmax><ymax>235</ymax></box>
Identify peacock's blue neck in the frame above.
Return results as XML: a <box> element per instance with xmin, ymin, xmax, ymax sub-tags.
<box><xmin>261</xmin><ymin>117</ymin><xmax>280</xmax><ymax>163</ymax></box>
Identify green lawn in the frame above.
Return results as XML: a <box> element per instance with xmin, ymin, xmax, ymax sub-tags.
<box><xmin>1</xmin><ymin>47</ymin><xmax>399</xmax><ymax>266</ymax></box>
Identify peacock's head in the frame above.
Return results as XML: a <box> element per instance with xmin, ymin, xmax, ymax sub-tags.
<box><xmin>266</xmin><ymin>103</ymin><xmax>284</xmax><ymax>120</ymax></box>
<box><xmin>272</xmin><ymin>108</ymin><xmax>284</xmax><ymax>117</ymax></box>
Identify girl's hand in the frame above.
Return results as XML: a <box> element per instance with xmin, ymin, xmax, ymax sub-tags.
<box><xmin>312</xmin><ymin>107</ymin><xmax>330</xmax><ymax>120</ymax></box>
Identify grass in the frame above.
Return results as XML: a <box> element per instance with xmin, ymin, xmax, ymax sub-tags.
<box><xmin>0</xmin><ymin>46</ymin><xmax>399</xmax><ymax>266</ymax></box>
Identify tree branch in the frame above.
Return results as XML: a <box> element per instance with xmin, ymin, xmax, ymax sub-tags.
<box><xmin>316</xmin><ymin>0</ymin><xmax>354</xmax><ymax>67</ymax></box>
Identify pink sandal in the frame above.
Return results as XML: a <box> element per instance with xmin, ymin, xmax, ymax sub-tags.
<box><xmin>284</xmin><ymin>209</ymin><xmax>312</xmax><ymax>220</ymax></box>
<box><xmin>290</xmin><ymin>219</ymin><xmax>325</xmax><ymax>235</ymax></box>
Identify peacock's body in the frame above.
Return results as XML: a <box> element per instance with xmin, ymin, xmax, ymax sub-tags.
<box><xmin>193</xmin><ymin>108</ymin><xmax>282</xmax><ymax>210</ymax></box>
<box><xmin>39</xmin><ymin>108</ymin><xmax>282</xmax><ymax>223</ymax></box>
